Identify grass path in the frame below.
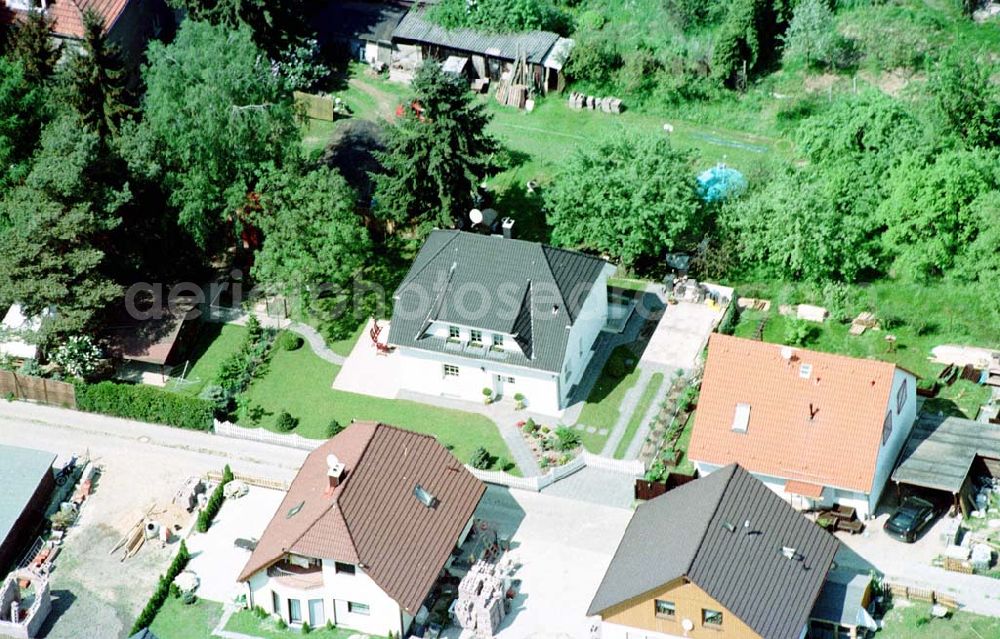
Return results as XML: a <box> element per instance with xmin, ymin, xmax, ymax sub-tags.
<box><xmin>613</xmin><ymin>372</ymin><xmax>665</xmax><ymax>459</ymax></box>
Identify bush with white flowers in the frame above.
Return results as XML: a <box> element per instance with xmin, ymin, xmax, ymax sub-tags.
<box><xmin>51</xmin><ymin>335</ymin><xmax>103</xmax><ymax>379</ymax></box>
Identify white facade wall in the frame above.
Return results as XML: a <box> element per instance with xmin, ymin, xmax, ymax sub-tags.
<box><xmin>395</xmin><ymin>346</ymin><xmax>562</xmax><ymax>414</ymax></box>
<box><xmin>558</xmin><ymin>265</ymin><xmax>615</xmax><ymax>406</ymax></box>
<box><xmin>867</xmin><ymin>369</ymin><xmax>917</xmax><ymax>512</ymax></box>
<box><xmin>247</xmin><ymin>562</ymin><xmax>406</xmax><ymax>636</ymax></box>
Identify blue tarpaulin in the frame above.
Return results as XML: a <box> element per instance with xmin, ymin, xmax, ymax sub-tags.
<box><xmin>697</xmin><ymin>164</ymin><xmax>747</xmax><ymax>202</ymax></box>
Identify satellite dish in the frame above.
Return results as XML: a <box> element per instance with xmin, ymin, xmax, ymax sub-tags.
<box><xmin>326</xmin><ymin>454</ymin><xmax>340</xmax><ymax>468</ymax></box>
<box><xmin>681</xmin><ymin>618</ymin><xmax>694</xmax><ymax>632</ymax></box>
<box><xmin>780</xmin><ymin>346</ymin><xmax>794</xmax><ymax>361</ymax></box>
<box><xmin>469</xmin><ymin>208</ymin><xmax>483</xmax><ymax>225</ymax></box>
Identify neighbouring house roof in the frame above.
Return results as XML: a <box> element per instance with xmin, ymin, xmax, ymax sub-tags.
<box><xmin>103</xmin><ymin>297</ymin><xmax>198</xmax><ymax>366</ymax></box>
<box><xmin>238</xmin><ymin>422</ymin><xmax>485</xmax><ymax>615</ymax></box>
<box><xmin>128</xmin><ymin>629</ymin><xmax>160</xmax><ymax>639</ymax></box>
<box><xmin>392</xmin><ymin>7</ymin><xmax>561</xmax><ymax>64</ymax></box>
<box><xmin>588</xmin><ymin>464</ymin><xmax>840</xmax><ymax>639</ymax></box>
<box><xmin>689</xmin><ymin>334</ymin><xmax>910</xmax><ymax>494</ymax></box>
<box><xmin>0</xmin><ymin>304</ymin><xmax>53</xmax><ymax>360</ymax></box>
<box><xmin>810</xmin><ymin>571</ymin><xmax>876</xmax><ymax>631</ymax></box>
<box><xmin>4</xmin><ymin>0</ymin><xmax>132</xmax><ymax>39</ymax></box>
<box><xmin>0</xmin><ymin>445</ymin><xmax>55</xmax><ymax>548</ymax></box>
<box><xmin>892</xmin><ymin>413</ymin><xmax>1000</xmax><ymax>494</ymax></box>
<box><xmin>314</xmin><ymin>0</ymin><xmax>407</xmax><ymax>45</ymax></box>
<box><xmin>387</xmin><ymin>230</ymin><xmax>610</xmax><ymax>373</ymax></box>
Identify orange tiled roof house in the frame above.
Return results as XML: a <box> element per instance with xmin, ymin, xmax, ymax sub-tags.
<box><xmin>2</xmin><ymin>0</ymin><xmax>172</xmax><ymax>64</ymax></box>
<box><xmin>689</xmin><ymin>334</ymin><xmax>917</xmax><ymax>518</ymax></box>
<box><xmin>238</xmin><ymin>422</ymin><xmax>485</xmax><ymax>636</ymax></box>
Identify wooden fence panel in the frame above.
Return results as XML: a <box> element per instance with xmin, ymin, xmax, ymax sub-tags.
<box><xmin>0</xmin><ymin>371</ymin><xmax>76</xmax><ymax>407</ymax></box>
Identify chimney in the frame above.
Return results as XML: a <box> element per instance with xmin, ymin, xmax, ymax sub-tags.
<box><xmin>326</xmin><ymin>454</ymin><xmax>345</xmax><ymax>490</ymax></box>
<box><xmin>501</xmin><ymin>217</ymin><xmax>515</xmax><ymax>240</ymax></box>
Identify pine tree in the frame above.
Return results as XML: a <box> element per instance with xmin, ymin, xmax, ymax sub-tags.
<box><xmin>372</xmin><ymin>62</ymin><xmax>501</xmax><ymax>233</ymax></box>
<box><xmin>65</xmin><ymin>10</ymin><xmax>132</xmax><ymax>141</ymax></box>
<box><xmin>8</xmin><ymin>9</ymin><xmax>61</xmax><ymax>84</ymax></box>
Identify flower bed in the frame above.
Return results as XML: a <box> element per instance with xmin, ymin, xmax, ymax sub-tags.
<box><xmin>516</xmin><ymin>418</ymin><xmax>580</xmax><ymax>468</ymax></box>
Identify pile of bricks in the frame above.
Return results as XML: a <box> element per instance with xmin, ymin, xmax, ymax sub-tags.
<box><xmin>567</xmin><ymin>92</ymin><xmax>623</xmax><ymax>114</ymax></box>
<box><xmin>455</xmin><ymin>561</ymin><xmax>508</xmax><ymax>638</ymax></box>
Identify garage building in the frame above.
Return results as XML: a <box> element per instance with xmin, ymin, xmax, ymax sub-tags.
<box><xmin>0</xmin><ymin>445</ymin><xmax>56</xmax><ymax>571</ymax></box>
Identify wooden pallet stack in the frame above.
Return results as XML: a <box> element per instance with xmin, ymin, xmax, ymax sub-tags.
<box><xmin>495</xmin><ymin>52</ymin><xmax>529</xmax><ymax>109</ymax></box>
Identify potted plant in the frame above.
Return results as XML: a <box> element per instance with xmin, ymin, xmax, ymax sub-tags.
<box><xmin>482</xmin><ymin>387</ymin><xmax>493</xmax><ymax>405</ymax></box>
<box><xmin>513</xmin><ymin>392</ymin><xmax>525</xmax><ymax>410</ymax></box>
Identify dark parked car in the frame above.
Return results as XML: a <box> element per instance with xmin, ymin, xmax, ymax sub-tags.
<box><xmin>884</xmin><ymin>496</ymin><xmax>938</xmax><ymax>542</ymax></box>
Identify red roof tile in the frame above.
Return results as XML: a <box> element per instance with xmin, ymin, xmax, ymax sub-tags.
<box><xmin>689</xmin><ymin>334</ymin><xmax>903</xmax><ymax>494</ymax></box>
<box><xmin>7</xmin><ymin>0</ymin><xmax>131</xmax><ymax>39</ymax></box>
<box><xmin>238</xmin><ymin>422</ymin><xmax>485</xmax><ymax>614</ymax></box>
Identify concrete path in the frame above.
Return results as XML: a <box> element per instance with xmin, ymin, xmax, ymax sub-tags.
<box><xmin>623</xmin><ymin>374</ymin><xmax>672</xmax><ymax>460</ymax></box>
<box><xmin>286</xmin><ymin>321</ymin><xmax>346</xmax><ymax>366</ymax></box>
<box><xmin>540</xmin><ymin>467</ymin><xmax>637</xmax><ymax>509</ymax></box>
<box><xmin>396</xmin><ymin>390</ymin><xmax>543</xmax><ymax>477</ymax></box>
<box><xmin>599</xmin><ymin>368</ymin><xmax>663</xmax><ymax>457</ymax></box>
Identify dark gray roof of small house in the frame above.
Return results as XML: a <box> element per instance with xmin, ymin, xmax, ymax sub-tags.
<box><xmin>387</xmin><ymin>230</ymin><xmax>609</xmax><ymax>373</ymax></box>
<box><xmin>588</xmin><ymin>464</ymin><xmax>840</xmax><ymax>639</ymax></box>
<box><xmin>315</xmin><ymin>1</ymin><xmax>407</xmax><ymax>44</ymax></box>
<box><xmin>891</xmin><ymin>413</ymin><xmax>1000</xmax><ymax>494</ymax></box>
<box><xmin>392</xmin><ymin>7</ymin><xmax>561</xmax><ymax>64</ymax></box>
<box><xmin>810</xmin><ymin>571</ymin><xmax>873</xmax><ymax>628</ymax></box>
<box><xmin>128</xmin><ymin>629</ymin><xmax>160</xmax><ymax>639</ymax></box>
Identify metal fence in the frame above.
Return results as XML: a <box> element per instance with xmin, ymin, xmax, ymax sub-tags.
<box><xmin>0</xmin><ymin>371</ymin><xmax>76</xmax><ymax>408</ymax></box>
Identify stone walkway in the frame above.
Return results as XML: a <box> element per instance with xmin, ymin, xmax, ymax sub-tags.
<box><xmin>397</xmin><ymin>390</ymin><xmax>543</xmax><ymax>477</ymax></box>
<box><xmin>209</xmin><ymin>309</ymin><xmax>347</xmax><ymax>366</ymax></box>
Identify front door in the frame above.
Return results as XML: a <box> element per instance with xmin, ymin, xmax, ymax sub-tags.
<box><xmin>308</xmin><ymin>599</ymin><xmax>325</xmax><ymax>627</ymax></box>
<box><xmin>493</xmin><ymin>374</ymin><xmax>505</xmax><ymax>399</ymax></box>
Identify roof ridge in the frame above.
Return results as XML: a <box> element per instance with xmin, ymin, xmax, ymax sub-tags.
<box><xmin>712</xmin><ymin>333</ymin><xmax>899</xmax><ymax>372</ymax></box>
<box><xmin>399</xmin><ymin>230</ymin><xmax>459</xmax><ymax>290</ymax></box>
<box><xmin>538</xmin><ymin>245</ymin><xmax>571</xmax><ymax>321</ymax></box>
<box><xmin>683</xmin><ymin>464</ymin><xmax>739</xmax><ymax>577</ymax></box>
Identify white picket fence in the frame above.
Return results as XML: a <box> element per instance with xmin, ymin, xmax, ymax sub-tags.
<box><xmin>213</xmin><ymin>421</ymin><xmax>644</xmax><ymax>492</ymax></box>
<box><xmin>214</xmin><ymin>420</ymin><xmax>320</xmax><ymax>451</ymax></box>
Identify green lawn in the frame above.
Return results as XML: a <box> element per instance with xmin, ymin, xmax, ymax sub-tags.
<box><xmin>148</xmin><ymin>596</ymin><xmax>223</xmax><ymax>639</ymax></box>
<box><xmin>672</xmin><ymin>412</ymin><xmax>697</xmax><ymax>475</ymax></box>
<box><xmin>166</xmin><ymin>324</ymin><xmax>248</xmax><ymax>396</ymax></box>
<box><xmin>614</xmin><ymin>372</ymin><xmax>664</xmax><ymax>459</ymax></box>
<box><xmin>241</xmin><ymin>335</ymin><xmax>519</xmax><ymax>471</ymax></box>
<box><xmin>577</xmin><ymin>346</ymin><xmax>643</xmax><ymax>453</ymax></box>
<box><xmin>878</xmin><ymin>602</ymin><xmax>1000</xmax><ymax>639</ymax></box>
<box><xmin>225</xmin><ymin>610</ymin><xmax>375</xmax><ymax>639</ymax></box>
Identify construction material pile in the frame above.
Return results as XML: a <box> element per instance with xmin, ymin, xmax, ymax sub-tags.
<box><xmin>568</xmin><ymin>92</ymin><xmax>623</xmax><ymax>114</ymax></box>
<box><xmin>454</xmin><ymin>561</ymin><xmax>508</xmax><ymax>638</ymax></box>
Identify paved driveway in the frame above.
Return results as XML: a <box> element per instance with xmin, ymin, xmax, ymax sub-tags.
<box><xmin>186</xmin><ymin>487</ymin><xmax>285</xmax><ymax>604</ymax></box>
<box><xmin>640</xmin><ymin>301</ymin><xmax>722</xmax><ymax>373</ymax></box>
<box><xmin>453</xmin><ymin>487</ymin><xmax>633</xmax><ymax>639</ymax></box>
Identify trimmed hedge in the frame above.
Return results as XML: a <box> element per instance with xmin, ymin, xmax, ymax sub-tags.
<box><xmin>130</xmin><ymin>540</ymin><xmax>191</xmax><ymax>635</ymax></box>
<box><xmin>196</xmin><ymin>464</ymin><xmax>234</xmax><ymax>533</ymax></box>
<box><xmin>76</xmin><ymin>381</ymin><xmax>214</xmax><ymax>430</ymax></box>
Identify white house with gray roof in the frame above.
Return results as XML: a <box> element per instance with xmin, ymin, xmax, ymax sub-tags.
<box><xmin>387</xmin><ymin>230</ymin><xmax>614</xmax><ymax>416</ymax></box>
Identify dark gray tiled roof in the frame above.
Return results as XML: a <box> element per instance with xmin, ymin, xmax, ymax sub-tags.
<box><xmin>392</xmin><ymin>7</ymin><xmax>561</xmax><ymax>64</ymax></box>
<box><xmin>315</xmin><ymin>1</ymin><xmax>407</xmax><ymax>44</ymax></box>
<box><xmin>387</xmin><ymin>230</ymin><xmax>608</xmax><ymax>373</ymax></box>
<box><xmin>891</xmin><ymin>413</ymin><xmax>1000</xmax><ymax>494</ymax></box>
<box><xmin>589</xmin><ymin>465</ymin><xmax>840</xmax><ymax>639</ymax></box>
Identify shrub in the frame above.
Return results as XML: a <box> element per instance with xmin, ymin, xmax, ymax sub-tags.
<box><xmin>196</xmin><ymin>466</ymin><xmax>233</xmax><ymax>533</ymax></box>
<box><xmin>281</xmin><ymin>332</ymin><xmax>304</xmax><ymax>351</ymax></box>
<box><xmin>76</xmin><ymin>381</ymin><xmax>214</xmax><ymax>430</ymax></box>
<box><xmin>325</xmin><ymin>419</ymin><xmax>344</xmax><ymax>438</ymax></box>
<box><xmin>253</xmin><ymin>605</ymin><xmax>268</xmax><ymax>619</ymax></box>
<box><xmin>168</xmin><ymin>583</ymin><xmax>181</xmax><ymax>599</ymax></box>
<box><xmin>497</xmin><ymin>457</ymin><xmax>514</xmax><ymax>472</ymax></box>
<box><xmin>129</xmin><ymin>541</ymin><xmax>191</xmax><ymax>635</ymax></box>
<box><xmin>274</xmin><ymin>411</ymin><xmax>298</xmax><ymax>432</ymax></box>
<box><xmin>523</xmin><ymin>418</ymin><xmax>538</xmax><ymax>435</ymax></box>
<box><xmin>301</xmin><ymin>621</ymin><xmax>312</xmax><ymax>634</ymax></box>
<box><xmin>469</xmin><ymin>447</ymin><xmax>493</xmax><ymax>470</ymax></box>
<box><xmin>783</xmin><ymin>319</ymin><xmax>819</xmax><ymax>346</ymax></box>
<box><xmin>217</xmin><ymin>319</ymin><xmax>277</xmax><ymax>398</ymax></box>
<box><xmin>51</xmin><ymin>335</ymin><xmax>103</xmax><ymax>379</ymax></box>
<box><xmin>554</xmin><ymin>426</ymin><xmax>581</xmax><ymax>451</ymax></box>
<box><xmin>276</xmin><ymin>618</ymin><xmax>288</xmax><ymax>630</ymax></box>
<box><xmin>325</xmin><ymin>620</ymin><xmax>335</xmax><ymax>631</ymax></box>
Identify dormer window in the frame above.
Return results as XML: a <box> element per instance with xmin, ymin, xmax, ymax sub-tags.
<box><xmin>492</xmin><ymin>334</ymin><xmax>504</xmax><ymax>350</ymax></box>
<box><xmin>732</xmin><ymin>403</ymin><xmax>750</xmax><ymax>433</ymax></box>
<box><xmin>448</xmin><ymin>325</ymin><xmax>460</xmax><ymax>340</ymax></box>
<box><xmin>470</xmin><ymin>329</ymin><xmax>483</xmax><ymax>345</ymax></box>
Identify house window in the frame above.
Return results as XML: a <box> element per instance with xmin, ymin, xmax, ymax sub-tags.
<box><xmin>289</xmin><ymin>599</ymin><xmax>302</xmax><ymax>624</ymax></box>
<box><xmin>654</xmin><ymin>599</ymin><xmax>676</xmax><ymax>619</ymax></box>
<box><xmin>881</xmin><ymin>411</ymin><xmax>893</xmax><ymax>445</ymax></box>
<box><xmin>335</xmin><ymin>561</ymin><xmax>355</xmax><ymax>575</ymax></box>
<box><xmin>348</xmin><ymin>601</ymin><xmax>370</xmax><ymax>615</ymax></box>
<box><xmin>272</xmin><ymin>591</ymin><xmax>281</xmax><ymax>615</ymax></box>
<box><xmin>492</xmin><ymin>334</ymin><xmax>504</xmax><ymax>350</ymax></box>
<box><xmin>470</xmin><ymin>329</ymin><xmax>483</xmax><ymax>345</ymax></box>
<box><xmin>504</xmin><ymin>376</ymin><xmax>515</xmax><ymax>384</ymax></box>
<box><xmin>448</xmin><ymin>326</ymin><xmax>460</xmax><ymax>340</ymax></box>
<box><xmin>896</xmin><ymin>379</ymin><xmax>907</xmax><ymax>414</ymax></box>
<box><xmin>702</xmin><ymin>608</ymin><xmax>723</xmax><ymax>627</ymax></box>
<box><xmin>444</xmin><ymin>364</ymin><xmax>459</xmax><ymax>377</ymax></box>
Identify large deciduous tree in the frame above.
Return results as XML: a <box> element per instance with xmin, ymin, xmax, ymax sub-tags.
<box><xmin>168</xmin><ymin>0</ymin><xmax>310</xmax><ymax>56</ymax></box>
<box><xmin>781</xmin><ymin>0</ymin><xmax>841</xmax><ymax>69</ymax></box>
<box><xmin>130</xmin><ymin>21</ymin><xmax>299</xmax><ymax>248</ymax></box>
<box><xmin>545</xmin><ymin>134</ymin><xmax>705</xmax><ymax>269</ymax></box>
<box><xmin>64</xmin><ymin>10</ymin><xmax>133</xmax><ymax>142</ymax></box>
<box><xmin>251</xmin><ymin>165</ymin><xmax>372</xmax><ymax>308</ymax></box>
<box><xmin>372</xmin><ymin>62</ymin><xmax>501</xmax><ymax>233</ymax></box>
<box><xmin>928</xmin><ymin>52</ymin><xmax>1000</xmax><ymax>150</ymax></box>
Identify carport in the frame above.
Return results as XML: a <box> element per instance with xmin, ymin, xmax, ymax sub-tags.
<box><xmin>891</xmin><ymin>413</ymin><xmax>1000</xmax><ymax>515</ymax></box>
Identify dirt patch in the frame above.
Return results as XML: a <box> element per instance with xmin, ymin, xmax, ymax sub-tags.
<box><xmin>804</xmin><ymin>73</ymin><xmax>841</xmax><ymax>94</ymax></box>
<box><xmin>348</xmin><ymin>76</ymin><xmax>397</xmax><ymax>121</ymax></box>
<box><xmin>858</xmin><ymin>68</ymin><xmax>921</xmax><ymax>96</ymax></box>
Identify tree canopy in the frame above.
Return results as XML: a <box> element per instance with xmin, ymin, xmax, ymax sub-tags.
<box><xmin>168</xmin><ymin>0</ymin><xmax>311</xmax><ymax>56</ymax></box>
<box><xmin>428</xmin><ymin>0</ymin><xmax>570</xmax><ymax>35</ymax></box>
<box><xmin>545</xmin><ymin>133</ymin><xmax>705</xmax><ymax>268</ymax></box>
<box><xmin>0</xmin><ymin>57</ymin><xmax>47</xmax><ymax>189</ymax></box>
<box><xmin>372</xmin><ymin>62</ymin><xmax>501</xmax><ymax>234</ymax></box>
<box><xmin>7</xmin><ymin>9</ymin><xmax>61</xmax><ymax>85</ymax></box>
<box><xmin>64</xmin><ymin>10</ymin><xmax>133</xmax><ymax>142</ymax></box>
<box><xmin>928</xmin><ymin>52</ymin><xmax>1000</xmax><ymax>150</ymax></box>
<box><xmin>131</xmin><ymin>20</ymin><xmax>299</xmax><ymax>248</ymax></box>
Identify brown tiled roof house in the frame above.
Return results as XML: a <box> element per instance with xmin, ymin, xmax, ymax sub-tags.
<box><xmin>688</xmin><ymin>334</ymin><xmax>917</xmax><ymax>517</ymax></box>
<box><xmin>239</xmin><ymin>422</ymin><xmax>485</xmax><ymax>636</ymax></box>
